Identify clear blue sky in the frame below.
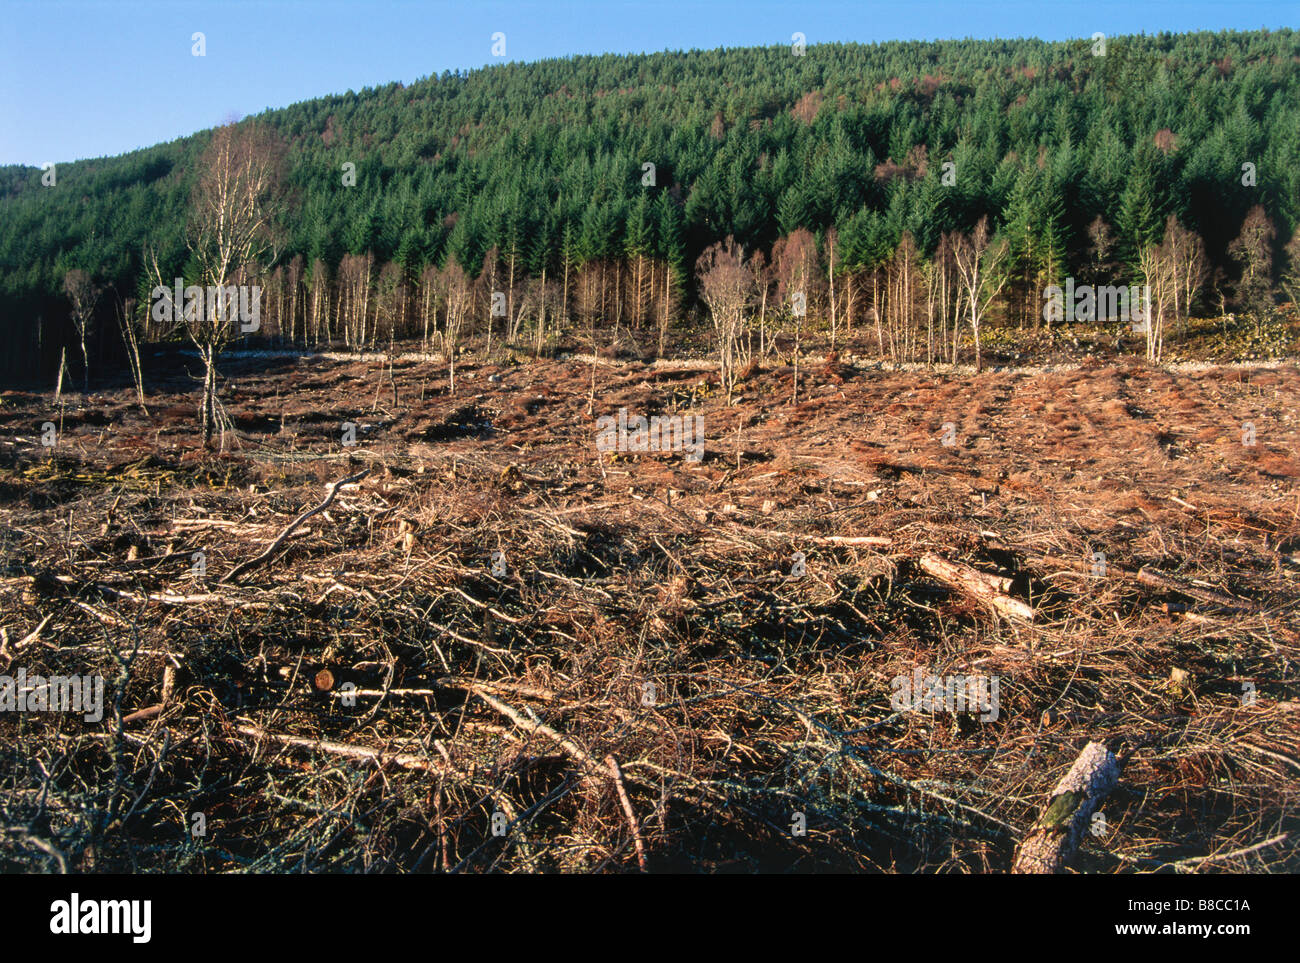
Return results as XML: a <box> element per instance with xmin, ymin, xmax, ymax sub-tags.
<box><xmin>1</xmin><ymin>0</ymin><xmax>1294</xmax><ymax>166</ymax></box>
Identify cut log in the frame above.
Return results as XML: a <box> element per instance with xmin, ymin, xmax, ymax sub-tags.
<box><xmin>1012</xmin><ymin>741</ymin><xmax>1121</xmax><ymax>873</ymax></box>
<box><xmin>918</xmin><ymin>553</ymin><xmax>1035</xmax><ymax>621</ymax></box>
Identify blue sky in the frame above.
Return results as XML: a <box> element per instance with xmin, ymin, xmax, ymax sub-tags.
<box><xmin>1</xmin><ymin>0</ymin><xmax>1294</xmax><ymax>166</ymax></box>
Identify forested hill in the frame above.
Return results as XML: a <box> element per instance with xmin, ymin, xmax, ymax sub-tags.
<box><xmin>2</xmin><ymin>30</ymin><xmax>1298</xmax><ymax>374</ymax></box>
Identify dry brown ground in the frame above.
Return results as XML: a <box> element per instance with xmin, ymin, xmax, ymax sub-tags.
<box><xmin>1</xmin><ymin>347</ymin><xmax>1297</xmax><ymax>872</ymax></box>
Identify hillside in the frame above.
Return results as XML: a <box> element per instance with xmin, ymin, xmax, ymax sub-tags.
<box><xmin>2</xmin><ymin>30</ymin><xmax>1300</xmax><ymax>378</ymax></box>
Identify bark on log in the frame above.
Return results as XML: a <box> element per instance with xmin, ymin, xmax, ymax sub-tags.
<box><xmin>967</xmin><ymin>569</ymin><xmax>1014</xmax><ymax>594</ymax></box>
<box><xmin>918</xmin><ymin>553</ymin><xmax>1035</xmax><ymax>621</ymax></box>
<box><xmin>1012</xmin><ymin>741</ymin><xmax>1121</xmax><ymax>873</ymax></box>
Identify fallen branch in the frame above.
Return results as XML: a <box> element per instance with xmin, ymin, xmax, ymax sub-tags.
<box><xmin>919</xmin><ymin>553</ymin><xmax>1035</xmax><ymax>621</ymax></box>
<box><xmin>1012</xmin><ymin>741</ymin><xmax>1121</xmax><ymax>873</ymax></box>
<box><xmin>728</xmin><ymin>523</ymin><xmax>892</xmax><ymax>547</ymax></box>
<box><xmin>606</xmin><ymin>754</ymin><xmax>648</xmax><ymax>872</ymax></box>
<box><xmin>221</xmin><ymin>467</ymin><xmax>371</xmax><ymax>583</ymax></box>
<box><xmin>980</xmin><ymin>535</ymin><xmax>1261</xmax><ymax>613</ymax></box>
<box><xmin>1158</xmin><ymin>833</ymin><xmax>1289</xmax><ymax>872</ymax></box>
<box><xmin>16</xmin><ymin>613</ymin><xmax>54</xmax><ymax>652</ymax></box>
<box><xmin>71</xmin><ymin>599</ymin><xmax>130</xmax><ymax>628</ymax></box>
<box><xmin>92</xmin><ymin>583</ymin><xmax>270</xmax><ymax>607</ymax></box>
<box><xmin>466</xmin><ymin>687</ymin><xmax>651</xmax><ymax>869</ymax></box>
<box><xmin>323</xmin><ymin>677</ymin><xmax>560</xmax><ymax>701</ymax></box>
<box><xmin>467</xmin><ymin>686</ymin><xmax>607</xmax><ymax>781</ymax></box>
<box><xmin>234</xmin><ymin>723</ymin><xmax>450</xmax><ymax>774</ymax></box>
<box><xmin>123</xmin><ymin>704</ymin><xmax>163</xmax><ymax>725</ymax></box>
<box><xmin>1136</xmin><ymin>566</ymin><xmax>1261</xmax><ymax>613</ymax></box>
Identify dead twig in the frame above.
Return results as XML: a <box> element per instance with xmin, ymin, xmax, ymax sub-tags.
<box><xmin>605</xmin><ymin>754</ymin><xmax>648</xmax><ymax>872</ymax></box>
<box><xmin>221</xmin><ymin>467</ymin><xmax>371</xmax><ymax>583</ymax></box>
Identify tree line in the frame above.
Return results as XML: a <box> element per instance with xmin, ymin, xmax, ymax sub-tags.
<box><xmin>2</xmin><ymin>29</ymin><xmax>1299</xmax><ymax>382</ymax></box>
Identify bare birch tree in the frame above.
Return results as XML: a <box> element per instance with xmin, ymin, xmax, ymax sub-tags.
<box><xmin>950</xmin><ymin>217</ymin><xmax>1010</xmax><ymax>372</ymax></box>
<box><xmin>186</xmin><ymin>121</ymin><xmax>286</xmax><ymax>446</ymax></box>
<box><xmin>1137</xmin><ymin>241</ymin><xmax>1176</xmax><ymax>362</ymax></box>
<box><xmin>1161</xmin><ymin>215</ymin><xmax>1207</xmax><ymax>338</ymax></box>
<box><xmin>441</xmin><ymin>258</ymin><xmax>471</xmax><ymax>395</ymax></box>
<box><xmin>696</xmin><ymin>236</ymin><xmax>757</xmax><ymax>404</ymax></box>
<box><xmin>63</xmin><ymin>269</ymin><xmax>99</xmax><ymax>391</ymax></box>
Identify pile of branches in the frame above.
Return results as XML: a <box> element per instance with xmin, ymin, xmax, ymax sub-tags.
<box><xmin>1</xmin><ymin>434</ymin><xmax>1297</xmax><ymax>873</ymax></box>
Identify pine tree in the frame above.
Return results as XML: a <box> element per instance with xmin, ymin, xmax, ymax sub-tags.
<box><xmin>1115</xmin><ymin>146</ymin><xmax>1164</xmax><ymax>271</ymax></box>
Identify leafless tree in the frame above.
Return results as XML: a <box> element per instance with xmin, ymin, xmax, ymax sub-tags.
<box><xmin>63</xmin><ymin>269</ymin><xmax>99</xmax><ymax>391</ymax></box>
<box><xmin>748</xmin><ymin>251</ymin><xmax>770</xmax><ymax>358</ymax></box>
<box><xmin>308</xmin><ymin>259</ymin><xmax>330</xmax><ymax>347</ymax></box>
<box><xmin>628</xmin><ymin>245</ymin><xmax>653</xmax><ymax>331</ymax></box>
<box><xmin>575</xmin><ymin>260</ymin><xmax>602</xmax><ymax>331</ymax></box>
<box><xmin>772</xmin><ymin>228</ymin><xmax>822</xmax><ymax>334</ymax></box>
<box><xmin>656</xmin><ymin>261</ymin><xmax>681</xmax><ymax>360</ymax></box>
<box><xmin>114</xmin><ymin>294</ymin><xmax>147</xmax><ymax>412</ymax></box>
<box><xmin>928</xmin><ymin>234</ymin><xmax>958</xmax><ymax>364</ymax></box>
<box><xmin>1282</xmin><ymin>227</ymin><xmax>1300</xmax><ymax>307</ymax></box>
<box><xmin>186</xmin><ymin>121</ymin><xmax>287</xmax><ymax>446</ymax></box>
<box><xmin>419</xmin><ymin>263</ymin><xmax>442</xmax><ymax>354</ymax></box>
<box><xmin>696</xmin><ymin>236</ymin><xmax>757</xmax><ymax>404</ymax></box>
<box><xmin>1228</xmin><ymin>205</ymin><xmax>1276</xmax><ymax>329</ymax></box>
<box><xmin>440</xmin><ymin>258</ymin><xmax>471</xmax><ymax>395</ymax></box>
<box><xmin>520</xmin><ymin>275</ymin><xmax>562</xmax><ymax>356</ymax></box>
<box><xmin>374</xmin><ymin>261</ymin><xmax>406</xmax><ymax>351</ymax></box>
<box><xmin>887</xmin><ymin>232</ymin><xmax>920</xmax><ymax>363</ymax></box>
<box><xmin>1137</xmin><ymin>241</ymin><xmax>1176</xmax><ymax>362</ymax></box>
<box><xmin>1161</xmin><ymin>215</ymin><xmax>1208</xmax><ymax>338</ymax></box>
<box><xmin>478</xmin><ymin>246</ymin><xmax>503</xmax><ymax>358</ymax></box>
<box><xmin>950</xmin><ymin>217</ymin><xmax>1010</xmax><ymax>372</ymax></box>
<box><xmin>337</xmin><ymin>253</ymin><xmax>374</xmax><ymax>350</ymax></box>
<box><xmin>825</xmin><ymin>228</ymin><xmax>839</xmax><ymax>350</ymax></box>
<box><xmin>285</xmin><ymin>254</ymin><xmax>304</xmax><ymax>346</ymax></box>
